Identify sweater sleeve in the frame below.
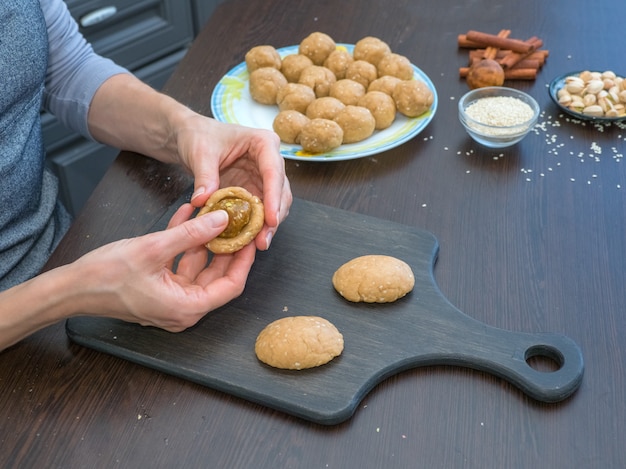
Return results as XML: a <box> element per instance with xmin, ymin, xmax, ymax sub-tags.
<box><xmin>40</xmin><ymin>0</ymin><xmax>130</xmax><ymax>141</ymax></box>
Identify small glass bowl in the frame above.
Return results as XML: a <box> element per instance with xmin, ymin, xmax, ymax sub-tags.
<box><xmin>458</xmin><ymin>86</ymin><xmax>540</xmax><ymax>148</ymax></box>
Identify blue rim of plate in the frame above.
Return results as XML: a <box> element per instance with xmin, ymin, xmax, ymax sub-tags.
<box><xmin>210</xmin><ymin>44</ymin><xmax>438</xmax><ymax>161</ymax></box>
<box><xmin>548</xmin><ymin>71</ymin><xmax>626</xmax><ymax>122</ymax></box>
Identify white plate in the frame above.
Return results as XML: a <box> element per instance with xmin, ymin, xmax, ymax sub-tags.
<box><xmin>210</xmin><ymin>44</ymin><xmax>438</xmax><ymax>161</ymax></box>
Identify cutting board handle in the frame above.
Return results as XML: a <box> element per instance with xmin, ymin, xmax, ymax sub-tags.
<box><xmin>442</xmin><ymin>318</ymin><xmax>584</xmax><ymax>402</ymax></box>
<box><xmin>502</xmin><ymin>330</ymin><xmax>584</xmax><ymax>402</ymax></box>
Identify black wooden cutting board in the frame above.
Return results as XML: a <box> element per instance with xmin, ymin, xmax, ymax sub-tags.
<box><xmin>66</xmin><ymin>196</ymin><xmax>584</xmax><ymax>425</ymax></box>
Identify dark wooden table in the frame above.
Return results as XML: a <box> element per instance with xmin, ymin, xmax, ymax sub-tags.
<box><xmin>3</xmin><ymin>0</ymin><xmax>625</xmax><ymax>467</ymax></box>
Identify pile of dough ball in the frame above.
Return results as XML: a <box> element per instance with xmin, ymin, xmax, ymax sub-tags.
<box><xmin>244</xmin><ymin>32</ymin><xmax>434</xmax><ymax>154</ymax></box>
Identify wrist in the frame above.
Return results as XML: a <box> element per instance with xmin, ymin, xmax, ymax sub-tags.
<box><xmin>0</xmin><ymin>263</ymin><xmax>88</xmax><ymax>350</ymax></box>
<box><xmin>161</xmin><ymin>102</ymin><xmax>210</xmax><ymax>164</ymax></box>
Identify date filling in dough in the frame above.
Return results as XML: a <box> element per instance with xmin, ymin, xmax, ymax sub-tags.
<box><xmin>196</xmin><ymin>186</ymin><xmax>264</xmax><ymax>254</ymax></box>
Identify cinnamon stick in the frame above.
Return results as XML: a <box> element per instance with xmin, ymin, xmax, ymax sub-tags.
<box><xmin>469</xmin><ymin>49</ymin><xmax>548</xmax><ymax>66</ymax></box>
<box><xmin>499</xmin><ymin>37</ymin><xmax>544</xmax><ymax>69</ymax></box>
<box><xmin>470</xmin><ymin>57</ymin><xmax>541</xmax><ymax>70</ymax></box>
<box><xmin>503</xmin><ymin>68</ymin><xmax>538</xmax><ymax>80</ymax></box>
<box><xmin>459</xmin><ymin>67</ymin><xmax>538</xmax><ymax>80</ymax></box>
<box><xmin>459</xmin><ymin>29</ymin><xmax>547</xmax><ymax>83</ymax></box>
<box><xmin>457</xmin><ymin>34</ymin><xmax>483</xmax><ymax>49</ymax></box>
<box><xmin>483</xmin><ymin>29</ymin><xmax>510</xmax><ymax>60</ymax></box>
<box><xmin>465</xmin><ymin>30</ymin><xmax>535</xmax><ymax>54</ymax></box>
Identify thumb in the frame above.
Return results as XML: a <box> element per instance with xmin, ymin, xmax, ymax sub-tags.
<box><xmin>156</xmin><ymin>209</ymin><xmax>229</xmax><ymax>258</ymax></box>
<box><xmin>189</xmin><ymin>163</ymin><xmax>220</xmax><ymax>207</ymax></box>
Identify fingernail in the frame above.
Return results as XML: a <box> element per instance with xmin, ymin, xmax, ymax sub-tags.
<box><xmin>191</xmin><ymin>186</ymin><xmax>206</xmax><ymax>201</ymax></box>
<box><xmin>213</xmin><ymin>209</ymin><xmax>229</xmax><ymax>226</ymax></box>
<box><xmin>265</xmin><ymin>231</ymin><xmax>273</xmax><ymax>249</ymax></box>
<box><xmin>199</xmin><ymin>209</ymin><xmax>228</xmax><ymax>227</ymax></box>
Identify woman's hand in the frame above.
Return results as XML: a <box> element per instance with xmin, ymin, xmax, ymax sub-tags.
<box><xmin>0</xmin><ymin>204</ymin><xmax>256</xmax><ymax>350</ymax></box>
<box><xmin>72</xmin><ymin>204</ymin><xmax>259</xmax><ymax>331</ymax></box>
<box><xmin>3</xmin><ymin>57</ymin><xmax>295</xmax><ymax>351</ymax></box>
<box><xmin>0</xmin><ymin>203</ymin><xmax>267</xmax><ymax>351</ymax></box>
<box><xmin>88</xmin><ymin>74</ymin><xmax>293</xmax><ymax>252</ymax></box>
<box><xmin>169</xmin><ymin>115</ymin><xmax>292</xmax><ymax>251</ymax></box>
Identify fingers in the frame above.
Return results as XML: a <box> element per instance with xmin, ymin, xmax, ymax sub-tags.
<box><xmin>257</xmin><ymin>174</ymin><xmax>292</xmax><ymax>251</ymax></box>
<box><xmin>195</xmin><ymin>241</ymin><xmax>256</xmax><ymax>288</ymax></box>
<box><xmin>154</xmin><ymin>208</ymin><xmax>229</xmax><ymax>262</ymax></box>
<box><xmin>166</xmin><ymin>203</ymin><xmax>196</xmax><ymax>229</ymax></box>
<box><xmin>189</xmin><ymin>150</ymin><xmax>221</xmax><ymax>207</ymax></box>
<box><xmin>176</xmin><ymin>118</ymin><xmax>292</xmax><ymax>250</ymax></box>
<box><xmin>163</xmin><ymin>203</ymin><xmax>198</xmax><ymax>271</ymax></box>
<box><xmin>175</xmin><ymin>245</ymin><xmax>210</xmax><ymax>282</ymax></box>
<box><xmin>190</xmin><ymin>181</ymin><xmax>218</xmax><ymax>207</ymax></box>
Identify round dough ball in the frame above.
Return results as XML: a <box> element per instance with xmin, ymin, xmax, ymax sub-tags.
<box><xmin>249</xmin><ymin>67</ymin><xmax>288</xmax><ymax>105</ymax></box>
<box><xmin>332</xmin><ymin>255</ymin><xmax>415</xmax><ymax>303</ymax></box>
<box><xmin>280</xmin><ymin>54</ymin><xmax>313</xmax><ymax>82</ymax></box>
<box><xmin>368</xmin><ymin>75</ymin><xmax>402</xmax><ymax>96</ymax></box>
<box><xmin>333</xmin><ymin>105</ymin><xmax>376</xmax><ymax>144</ymax></box>
<box><xmin>298</xmin><ymin>32</ymin><xmax>336</xmax><ymax>65</ymax></box>
<box><xmin>345</xmin><ymin>60</ymin><xmax>378</xmax><ymax>89</ymax></box>
<box><xmin>196</xmin><ymin>186</ymin><xmax>264</xmax><ymax>254</ymax></box>
<box><xmin>299</xmin><ymin>118</ymin><xmax>344</xmax><ymax>153</ymax></box>
<box><xmin>353</xmin><ymin>36</ymin><xmax>391</xmax><ymax>67</ymax></box>
<box><xmin>323</xmin><ymin>49</ymin><xmax>354</xmax><ymax>80</ymax></box>
<box><xmin>392</xmin><ymin>79</ymin><xmax>434</xmax><ymax>117</ymax></box>
<box><xmin>329</xmin><ymin>79</ymin><xmax>366</xmax><ymax>106</ymax></box>
<box><xmin>255</xmin><ymin>316</ymin><xmax>344</xmax><ymax>370</ymax></box>
<box><xmin>276</xmin><ymin>83</ymin><xmax>316</xmax><ymax>113</ymax></box>
<box><xmin>273</xmin><ymin>110</ymin><xmax>310</xmax><ymax>144</ymax></box>
<box><xmin>377</xmin><ymin>53</ymin><xmax>414</xmax><ymax>80</ymax></box>
<box><xmin>298</xmin><ymin>65</ymin><xmax>337</xmax><ymax>98</ymax></box>
<box><xmin>305</xmin><ymin>97</ymin><xmax>346</xmax><ymax>120</ymax></box>
<box><xmin>358</xmin><ymin>91</ymin><xmax>397</xmax><ymax>130</ymax></box>
<box><xmin>245</xmin><ymin>45</ymin><xmax>282</xmax><ymax>72</ymax></box>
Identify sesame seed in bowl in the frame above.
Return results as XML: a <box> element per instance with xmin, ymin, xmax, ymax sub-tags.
<box><xmin>458</xmin><ymin>86</ymin><xmax>540</xmax><ymax>148</ymax></box>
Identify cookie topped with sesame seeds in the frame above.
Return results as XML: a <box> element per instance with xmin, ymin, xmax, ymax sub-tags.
<box><xmin>332</xmin><ymin>255</ymin><xmax>415</xmax><ymax>303</ymax></box>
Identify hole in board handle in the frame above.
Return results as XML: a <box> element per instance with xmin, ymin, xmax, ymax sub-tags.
<box><xmin>525</xmin><ymin>344</ymin><xmax>564</xmax><ymax>373</ymax></box>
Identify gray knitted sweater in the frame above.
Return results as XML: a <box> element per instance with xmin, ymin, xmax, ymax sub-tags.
<box><xmin>0</xmin><ymin>0</ymin><xmax>128</xmax><ymax>290</ymax></box>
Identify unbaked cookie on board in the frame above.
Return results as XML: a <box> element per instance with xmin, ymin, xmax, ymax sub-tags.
<box><xmin>332</xmin><ymin>255</ymin><xmax>415</xmax><ymax>303</ymax></box>
<box><xmin>255</xmin><ymin>316</ymin><xmax>344</xmax><ymax>370</ymax></box>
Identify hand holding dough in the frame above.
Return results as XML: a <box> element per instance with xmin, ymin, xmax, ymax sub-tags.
<box><xmin>196</xmin><ymin>186</ymin><xmax>264</xmax><ymax>254</ymax></box>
